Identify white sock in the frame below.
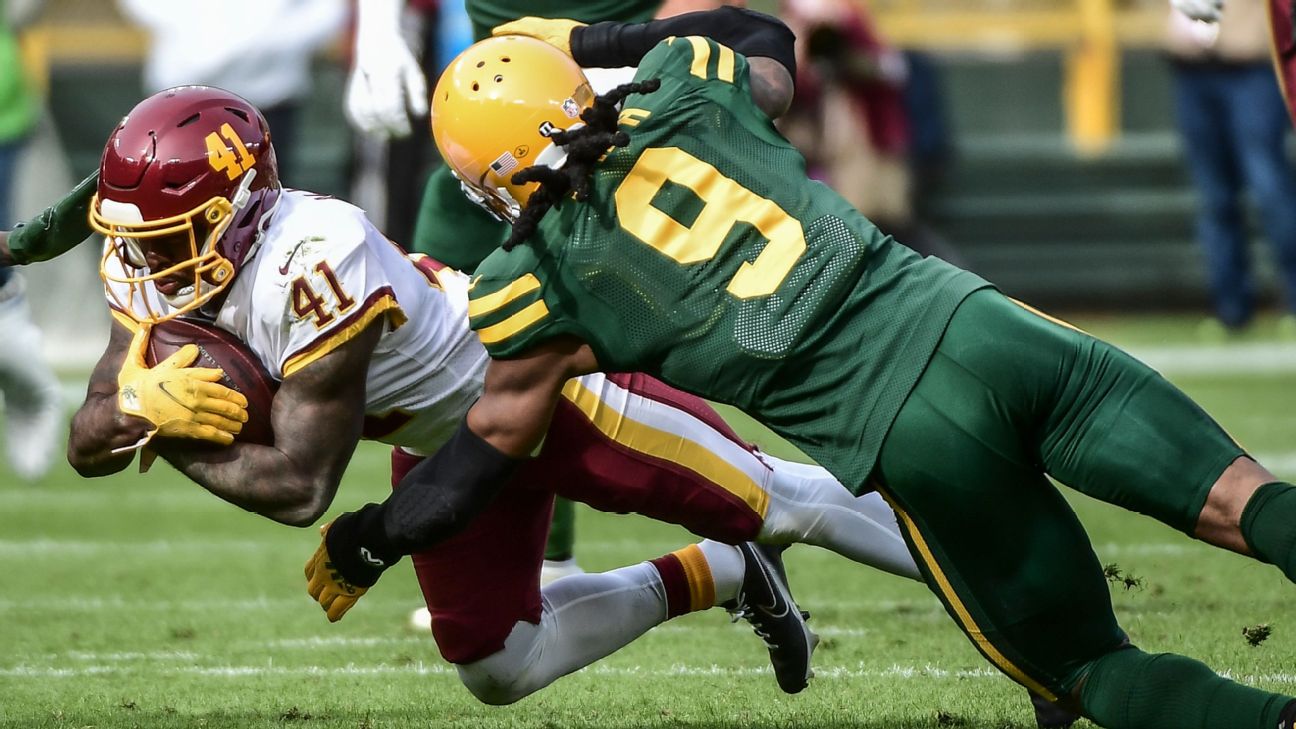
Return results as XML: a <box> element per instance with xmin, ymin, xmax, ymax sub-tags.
<box><xmin>759</xmin><ymin>453</ymin><xmax>921</xmax><ymax>581</ymax></box>
<box><xmin>695</xmin><ymin>539</ymin><xmax>744</xmax><ymax>604</ymax></box>
<box><xmin>457</xmin><ymin>561</ymin><xmax>670</xmax><ymax>705</ymax></box>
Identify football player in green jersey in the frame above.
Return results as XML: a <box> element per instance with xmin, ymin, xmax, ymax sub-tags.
<box><xmin>347</xmin><ymin>0</ymin><xmax>751</xmax><ymax>610</ymax></box>
<box><xmin>308</xmin><ymin>8</ymin><xmax>1296</xmax><ymax>729</ymax></box>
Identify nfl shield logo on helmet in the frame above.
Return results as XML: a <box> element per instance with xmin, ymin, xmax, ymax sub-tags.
<box><xmin>562</xmin><ymin>98</ymin><xmax>581</xmax><ymax>119</ymax></box>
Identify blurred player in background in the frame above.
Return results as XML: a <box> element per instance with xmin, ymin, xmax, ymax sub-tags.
<box><xmin>117</xmin><ymin>0</ymin><xmax>346</xmax><ymax>184</ymax></box>
<box><xmin>310</xmin><ymin>10</ymin><xmax>1296</xmax><ymax>728</ymax></box>
<box><xmin>66</xmin><ymin>85</ymin><xmax>934</xmax><ymax>701</ymax></box>
<box><xmin>0</xmin><ymin>0</ymin><xmax>63</xmax><ymax>482</ymax></box>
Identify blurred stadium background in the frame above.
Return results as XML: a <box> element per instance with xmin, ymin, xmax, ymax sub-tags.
<box><xmin>11</xmin><ymin>0</ymin><xmax>1267</xmax><ymax>370</ymax></box>
<box><xmin>8</xmin><ymin>1</ymin><xmax>1296</xmax><ymax>727</ymax></box>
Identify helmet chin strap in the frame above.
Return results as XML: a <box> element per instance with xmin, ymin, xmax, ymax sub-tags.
<box><xmin>242</xmin><ymin>170</ymin><xmax>283</xmax><ymax>264</ymax></box>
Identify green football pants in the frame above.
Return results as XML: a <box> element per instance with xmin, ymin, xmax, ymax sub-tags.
<box><xmin>875</xmin><ymin>289</ymin><xmax>1245</xmax><ymax>700</ymax></box>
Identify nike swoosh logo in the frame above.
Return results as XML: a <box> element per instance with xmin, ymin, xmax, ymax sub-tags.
<box><xmin>157</xmin><ymin>381</ymin><xmax>196</xmax><ymax>411</ymax></box>
<box><xmin>753</xmin><ymin>554</ymin><xmax>790</xmax><ymax>617</ymax></box>
<box><xmin>278</xmin><ymin>238</ymin><xmax>310</xmax><ymax>275</ymax></box>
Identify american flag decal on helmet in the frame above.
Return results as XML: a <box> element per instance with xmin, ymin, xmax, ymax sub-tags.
<box><xmin>490</xmin><ymin>152</ymin><xmax>518</xmax><ymax>176</ymax></box>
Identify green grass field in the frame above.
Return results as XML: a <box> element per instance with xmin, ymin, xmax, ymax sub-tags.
<box><xmin>6</xmin><ymin>313</ymin><xmax>1296</xmax><ymax>729</ymax></box>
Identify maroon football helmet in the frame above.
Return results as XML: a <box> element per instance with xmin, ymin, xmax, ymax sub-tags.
<box><xmin>91</xmin><ymin>85</ymin><xmax>282</xmax><ymax>322</ymax></box>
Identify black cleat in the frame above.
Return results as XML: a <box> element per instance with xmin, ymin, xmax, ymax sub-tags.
<box><xmin>1029</xmin><ymin>690</ymin><xmax>1079</xmax><ymax>729</ymax></box>
<box><xmin>726</xmin><ymin>542</ymin><xmax>818</xmax><ymax>694</ymax></box>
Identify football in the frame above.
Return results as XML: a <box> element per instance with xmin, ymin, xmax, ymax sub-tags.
<box><xmin>145</xmin><ymin>318</ymin><xmax>279</xmax><ymax>445</ymax></box>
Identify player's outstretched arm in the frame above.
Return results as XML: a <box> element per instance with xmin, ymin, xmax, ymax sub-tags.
<box><xmin>498</xmin><ymin>7</ymin><xmax>797</xmax><ymax>118</ymax></box>
<box><xmin>154</xmin><ymin>320</ymin><xmax>382</xmax><ymax>527</ymax></box>
<box><xmin>1</xmin><ymin>172</ymin><xmax>97</xmax><ymax>266</ymax></box>
<box><xmin>304</xmin><ymin>336</ymin><xmax>600</xmax><ymax>621</ymax></box>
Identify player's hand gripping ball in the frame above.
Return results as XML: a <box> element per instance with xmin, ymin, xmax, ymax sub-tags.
<box><xmin>116</xmin><ymin>323</ymin><xmax>249</xmax><ymax>447</ymax></box>
<box><xmin>143</xmin><ymin>318</ymin><xmax>279</xmax><ymax>445</ymax></box>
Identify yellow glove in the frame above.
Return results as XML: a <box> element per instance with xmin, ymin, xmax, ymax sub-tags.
<box><xmin>491</xmin><ymin>17</ymin><xmax>586</xmax><ymax>56</ymax></box>
<box><xmin>305</xmin><ymin>522</ymin><xmax>369</xmax><ymax>622</ymax></box>
<box><xmin>115</xmin><ymin>325</ymin><xmax>248</xmax><ymax>450</ymax></box>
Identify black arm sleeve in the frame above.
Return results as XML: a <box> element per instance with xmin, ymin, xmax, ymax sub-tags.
<box><xmin>571</xmin><ymin>6</ymin><xmax>796</xmax><ymax>79</ymax></box>
<box><xmin>324</xmin><ymin>419</ymin><xmax>522</xmax><ymax>586</ymax></box>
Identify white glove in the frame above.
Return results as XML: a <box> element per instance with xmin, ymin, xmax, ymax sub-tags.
<box><xmin>346</xmin><ymin>0</ymin><xmax>428</xmax><ymax>138</ymax></box>
<box><xmin>1171</xmin><ymin>0</ymin><xmax>1224</xmax><ymax>24</ymax></box>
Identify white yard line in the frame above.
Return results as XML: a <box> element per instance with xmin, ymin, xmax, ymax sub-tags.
<box><xmin>0</xmin><ymin>538</ymin><xmax>267</xmax><ymax>556</ymax></box>
<box><xmin>4</xmin><ymin>661</ymin><xmax>1294</xmax><ymax>687</ymax></box>
<box><xmin>1124</xmin><ymin>342</ymin><xmax>1296</xmax><ymax>375</ymax></box>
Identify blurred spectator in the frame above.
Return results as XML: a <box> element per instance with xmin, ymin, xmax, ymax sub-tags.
<box><xmin>782</xmin><ymin>0</ymin><xmax>912</xmax><ymax>232</ymax></box>
<box><xmin>1166</xmin><ymin>0</ymin><xmax>1296</xmax><ymax>331</ymax></box>
<box><xmin>117</xmin><ymin>0</ymin><xmax>347</xmax><ymax>185</ymax></box>
<box><xmin>346</xmin><ymin>0</ymin><xmax>461</xmax><ymax>247</ymax></box>
<box><xmin>0</xmin><ymin>0</ymin><xmax>63</xmax><ymax>482</ymax></box>
<box><xmin>779</xmin><ymin>0</ymin><xmax>962</xmax><ymax>265</ymax></box>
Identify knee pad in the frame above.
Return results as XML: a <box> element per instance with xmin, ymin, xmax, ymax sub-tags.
<box><xmin>455</xmin><ymin>619</ymin><xmax>545</xmax><ymax>706</ymax></box>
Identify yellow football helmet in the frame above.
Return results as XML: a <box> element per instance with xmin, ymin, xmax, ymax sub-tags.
<box><xmin>431</xmin><ymin>36</ymin><xmax>596</xmax><ymax>221</ymax></box>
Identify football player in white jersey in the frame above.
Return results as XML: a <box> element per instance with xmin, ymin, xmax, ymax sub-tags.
<box><xmin>67</xmin><ymin>86</ymin><xmax>921</xmax><ymax>701</ymax></box>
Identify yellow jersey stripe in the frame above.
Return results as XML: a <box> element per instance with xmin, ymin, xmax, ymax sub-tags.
<box><xmin>560</xmin><ymin>379</ymin><xmax>770</xmax><ymax>519</ymax></box>
<box><xmin>476</xmin><ymin>299</ymin><xmax>550</xmax><ymax>345</ymax></box>
<box><xmin>284</xmin><ymin>295</ymin><xmax>405</xmax><ymax>377</ymax></box>
<box><xmin>687</xmin><ymin>36</ymin><xmax>711</xmax><ymax>79</ymax></box>
<box><xmin>673</xmin><ymin>544</ymin><xmax>716</xmax><ymax>611</ymax></box>
<box><xmin>878</xmin><ymin>488</ymin><xmax>1059</xmax><ymax>702</ymax></box>
<box><xmin>467</xmin><ymin>274</ymin><xmax>541</xmax><ymax>318</ymax></box>
<box><xmin>716</xmin><ymin>44</ymin><xmax>735</xmax><ymax>83</ymax></box>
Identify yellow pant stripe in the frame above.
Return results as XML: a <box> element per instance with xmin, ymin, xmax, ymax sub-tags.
<box><xmin>672</xmin><ymin>544</ymin><xmax>716</xmax><ymax>611</ymax></box>
<box><xmin>1009</xmin><ymin>297</ymin><xmax>1088</xmax><ymax>336</ymax></box>
<box><xmin>560</xmin><ymin>379</ymin><xmax>769</xmax><ymax>519</ymax></box>
<box><xmin>879</xmin><ymin>488</ymin><xmax>1059</xmax><ymax>702</ymax></box>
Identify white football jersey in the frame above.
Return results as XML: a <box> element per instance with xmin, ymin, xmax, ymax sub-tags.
<box><xmin>103</xmin><ymin>189</ymin><xmax>490</xmax><ymax>452</ymax></box>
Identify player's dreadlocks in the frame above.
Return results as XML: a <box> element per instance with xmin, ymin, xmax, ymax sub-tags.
<box><xmin>503</xmin><ymin>78</ymin><xmax>661</xmax><ymax>251</ymax></box>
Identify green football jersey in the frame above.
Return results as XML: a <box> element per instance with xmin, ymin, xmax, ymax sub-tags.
<box><xmin>468</xmin><ymin>37</ymin><xmax>990</xmax><ymax>492</ymax></box>
<box><xmin>467</xmin><ymin>0</ymin><xmax>660</xmax><ymax>40</ymax></box>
